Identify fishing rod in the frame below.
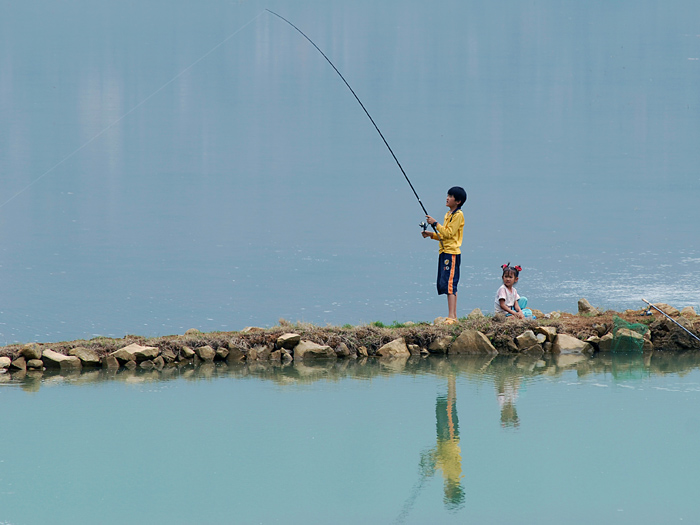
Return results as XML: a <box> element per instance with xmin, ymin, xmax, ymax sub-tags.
<box><xmin>265</xmin><ymin>9</ymin><xmax>439</xmax><ymax>237</ymax></box>
<box><xmin>642</xmin><ymin>298</ymin><xmax>700</xmax><ymax>343</ymax></box>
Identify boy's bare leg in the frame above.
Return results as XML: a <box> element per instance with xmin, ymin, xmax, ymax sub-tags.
<box><xmin>448</xmin><ymin>294</ymin><xmax>457</xmax><ymax>319</ymax></box>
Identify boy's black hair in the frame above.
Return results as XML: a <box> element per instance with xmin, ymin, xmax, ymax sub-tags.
<box><xmin>448</xmin><ymin>186</ymin><xmax>467</xmax><ymax>207</ymax></box>
<box><xmin>501</xmin><ymin>262</ymin><xmax>522</xmax><ymax>277</ymax></box>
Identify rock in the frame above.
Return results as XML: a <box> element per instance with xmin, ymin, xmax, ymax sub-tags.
<box><xmin>42</xmin><ymin>349</ymin><xmax>82</xmax><ymax>370</ymax></box>
<box><xmin>281</xmin><ymin>350</ymin><xmax>293</xmax><ymax>363</ymax></box>
<box><xmin>111</xmin><ymin>343</ymin><xmax>158</xmax><ymax>362</ymax></box>
<box><xmin>681</xmin><ymin>306</ymin><xmax>697</xmax><ymax>318</ymax></box>
<box><xmin>515</xmin><ymin>330</ymin><xmax>538</xmax><ymax>350</ymax></box>
<box><xmin>376</xmin><ymin>338</ymin><xmax>410</xmax><ymax>357</ymax></box>
<box><xmin>534</xmin><ymin>326</ymin><xmax>557</xmax><ymax>342</ymax></box>
<box><xmin>536</xmin><ymin>333</ymin><xmax>547</xmax><ymax>344</ymax></box>
<box><xmin>428</xmin><ymin>336</ymin><xmax>452</xmax><ymax>354</ymax></box>
<box><xmin>407</xmin><ymin>344</ymin><xmax>422</xmax><ymax>355</ymax></box>
<box><xmin>592</xmin><ymin>323</ymin><xmax>609</xmax><ymax>337</ymax></box>
<box><xmin>521</xmin><ymin>344</ymin><xmax>544</xmax><ymax>357</ymax></box>
<box><xmin>613</xmin><ymin>328</ymin><xmax>645</xmax><ymax>350</ymax></box>
<box><xmin>124</xmin><ymin>360</ymin><xmax>137</xmax><ymax>370</ymax></box>
<box><xmin>652</xmin><ymin>303</ymin><xmax>680</xmax><ymax>317</ymax></box>
<box><xmin>226</xmin><ymin>348</ymin><xmax>246</xmax><ymax>362</ymax></box>
<box><xmin>467</xmin><ymin>308</ymin><xmax>483</xmax><ymax>318</ymax></box>
<box><xmin>531</xmin><ymin>309</ymin><xmax>544</xmax><ymax>319</ymax></box>
<box><xmin>335</xmin><ymin>343</ymin><xmax>351</xmax><ymax>358</ymax></box>
<box><xmin>102</xmin><ymin>355</ymin><xmax>120</xmax><ymax>369</ymax></box>
<box><xmin>277</xmin><ymin>333</ymin><xmax>301</xmax><ymax>349</ymax></box>
<box><xmin>357</xmin><ymin>346</ymin><xmax>368</xmax><ymax>358</ymax></box>
<box><xmin>578</xmin><ymin>298</ymin><xmax>600</xmax><ymax>316</ymax></box>
<box><xmin>587</xmin><ymin>336</ymin><xmax>601</xmax><ymax>345</ymax></box>
<box><xmin>598</xmin><ymin>333</ymin><xmax>614</xmax><ymax>352</ymax></box>
<box><xmin>0</xmin><ymin>356</ymin><xmax>11</xmax><ymax>369</ymax></box>
<box><xmin>552</xmin><ymin>334</ymin><xmax>594</xmax><ymax>355</ymax></box>
<box><xmin>139</xmin><ymin>360</ymin><xmax>155</xmax><ymax>370</ymax></box>
<box><xmin>161</xmin><ymin>348</ymin><xmax>177</xmax><ymax>363</ymax></box>
<box><xmin>270</xmin><ymin>350</ymin><xmax>282</xmax><ymax>361</ymax></box>
<box><xmin>184</xmin><ymin>328</ymin><xmax>201</xmax><ymax>335</ymax></box>
<box><xmin>241</xmin><ymin>326</ymin><xmax>263</xmax><ymax>333</ymax></box>
<box><xmin>180</xmin><ymin>346</ymin><xmax>196</xmax><ymax>359</ymax></box>
<box><xmin>10</xmin><ymin>357</ymin><xmax>27</xmax><ymax>371</ymax></box>
<box><xmin>215</xmin><ymin>347</ymin><xmax>230</xmax><ymax>360</ymax></box>
<box><xmin>293</xmin><ymin>340</ymin><xmax>336</xmax><ymax>359</ymax></box>
<box><xmin>152</xmin><ymin>356</ymin><xmax>165</xmax><ymax>369</ymax></box>
<box><xmin>450</xmin><ymin>330</ymin><xmax>498</xmax><ymax>355</ymax></box>
<box><xmin>20</xmin><ymin>343</ymin><xmax>43</xmax><ymax>361</ymax></box>
<box><xmin>543</xmin><ymin>342</ymin><xmax>553</xmax><ymax>352</ymax></box>
<box><xmin>69</xmin><ymin>347</ymin><xmax>101</xmax><ymax>366</ymax></box>
<box><xmin>247</xmin><ymin>347</ymin><xmax>258</xmax><ymax>361</ymax></box>
<box><xmin>194</xmin><ymin>345</ymin><xmax>216</xmax><ymax>361</ymax></box>
<box><xmin>26</xmin><ymin>359</ymin><xmax>43</xmax><ymax>370</ymax></box>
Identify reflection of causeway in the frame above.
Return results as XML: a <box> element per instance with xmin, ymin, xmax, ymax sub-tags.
<box><xmin>4</xmin><ymin>351</ymin><xmax>699</xmax><ymax>392</ymax></box>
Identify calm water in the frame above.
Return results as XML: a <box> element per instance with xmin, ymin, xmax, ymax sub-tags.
<box><xmin>2</xmin><ymin>353</ymin><xmax>700</xmax><ymax>524</ymax></box>
<box><xmin>2</xmin><ymin>2</ymin><xmax>699</xmax><ymax>522</ymax></box>
<box><xmin>1</xmin><ymin>0</ymin><xmax>699</xmax><ymax>344</ymax></box>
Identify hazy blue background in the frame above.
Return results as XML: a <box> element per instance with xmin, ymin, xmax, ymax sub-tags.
<box><xmin>1</xmin><ymin>0</ymin><xmax>699</xmax><ymax>343</ymax></box>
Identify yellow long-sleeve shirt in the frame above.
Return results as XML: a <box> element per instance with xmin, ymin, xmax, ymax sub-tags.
<box><xmin>429</xmin><ymin>209</ymin><xmax>464</xmax><ymax>254</ymax></box>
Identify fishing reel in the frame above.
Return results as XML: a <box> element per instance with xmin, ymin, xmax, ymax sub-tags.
<box><xmin>419</xmin><ymin>222</ymin><xmax>428</xmax><ymax>233</ymax></box>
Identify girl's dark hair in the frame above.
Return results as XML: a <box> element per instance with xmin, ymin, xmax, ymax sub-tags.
<box><xmin>448</xmin><ymin>186</ymin><xmax>467</xmax><ymax>207</ymax></box>
<box><xmin>501</xmin><ymin>262</ymin><xmax>522</xmax><ymax>277</ymax></box>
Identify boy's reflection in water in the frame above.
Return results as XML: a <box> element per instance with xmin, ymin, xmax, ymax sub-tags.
<box><xmin>496</xmin><ymin>374</ymin><xmax>521</xmax><ymax>428</ymax></box>
<box><xmin>421</xmin><ymin>374</ymin><xmax>465</xmax><ymax>510</ymax></box>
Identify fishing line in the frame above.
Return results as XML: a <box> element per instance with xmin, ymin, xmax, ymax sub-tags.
<box><xmin>0</xmin><ymin>10</ymin><xmax>265</xmax><ymax>211</ymax></box>
<box><xmin>266</xmin><ymin>9</ymin><xmax>439</xmax><ymax>235</ymax></box>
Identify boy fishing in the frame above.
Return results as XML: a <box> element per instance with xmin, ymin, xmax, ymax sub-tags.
<box><xmin>422</xmin><ymin>186</ymin><xmax>466</xmax><ymax>323</ymax></box>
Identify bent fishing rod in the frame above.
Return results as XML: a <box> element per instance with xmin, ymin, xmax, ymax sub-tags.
<box><xmin>265</xmin><ymin>9</ymin><xmax>439</xmax><ymax>237</ymax></box>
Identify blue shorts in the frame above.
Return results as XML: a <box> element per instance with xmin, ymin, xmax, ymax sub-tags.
<box><xmin>437</xmin><ymin>253</ymin><xmax>460</xmax><ymax>295</ymax></box>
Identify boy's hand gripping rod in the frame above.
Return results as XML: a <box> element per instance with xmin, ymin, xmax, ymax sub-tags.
<box><xmin>642</xmin><ymin>298</ymin><xmax>700</xmax><ymax>342</ymax></box>
<box><xmin>266</xmin><ymin>9</ymin><xmax>440</xmax><ymax>239</ymax></box>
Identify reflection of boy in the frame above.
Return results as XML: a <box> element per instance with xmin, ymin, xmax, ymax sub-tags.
<box><xmin>426</xmin><ymin>375</ymin><xmax>465</xmax><ymax>509</ymax></box>
<box><xmin>496</xmin><ymin>377</ymin><xmax>520</xmax><ymax>428</ymax></box>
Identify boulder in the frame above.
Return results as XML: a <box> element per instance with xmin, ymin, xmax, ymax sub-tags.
<box><xmin>111</xmin><ymin>343</ymin><xmax>158</xmax><ymax>362</ymax></box>
<box><xmin>215</xmin><ymin>347</ymin><xmax>230</xmax><ymax>360</ymax></box>
<box><xmin>226</xmin><ymin>348</ymin><xmax>246</xmax><ymax>362</ymax></box>
<box><xmin>357</xmin><ymin>346</ymin><xmax>368</xmax><ymax>358</ymax></box>
<box><xmin>152</xmin><ymin>356</ymin><xmax>165</xmax><ymax>369</ymax></box>
<box><xmin>552</xmin><ymin>334</ymin><xmax>594</xmax><ymax>355</ymax></box>
<box><xmin>102</xmin><ymin>355</ymin><xmax>120</xmax><ymax>369</ymax></box>
<box><xmin>428</xmin><ymin>336</ymin><xmax>452</xmax><ymax>354</ymax></box>
<box><xmin>42</xmin><ymin>349</ymin><xmax>82</xmax><ymax>370</ymax></box>
<box><xmin>534</xmin><ymin>326</ymin><xmax>557</xmax><ymax>342</ymax></box>
<box><xmin>467</xmin><ymin>308</ymin><xmax>483</xmax><ymax>318</ymax></box>
<box><xmin>335</xmin><ymin>343</ymin><xmax>351</xmax><ymax>358</ymax></box>
<box><xmin>69</xmin><ymin>347</ymin><xmax>101</xmax><ymax>366</ymax></box>
<box><xmin>26</xmin><ymin>359</ymin><xmax>44</xmax><ymax>370</ymax></box>
<box><xmin>194</xmin><ymin>345</ymin><xmax>216</xmax><ymax>361</ymax></box>
<box><xmin>681</xmin><ymin>306</ymin><xmax>697</xmax><ymax>318</ymax></box>
<box><xmin>180</xmin><ymin>346</ymin><xmax>196</xmax><ymax>359</ymax></box>
<box><xmin>10</xmin><ymin>357</ymin><xmax>27</xmax><ymax>371</ymax></box>
<box><xmin>652</xmin><ymin>303</ymin><xmax>680</xmax><ymax>317</ymax></box>
<box><xmin>598</xmin><ymin>333</ymin><xmax>614</xmax><ymax>352</ymax></box>
<box><xmin>578</xmin><ymin>298</ymin><xmax>600</xmax><ymax>316</ymax></box>
<box><xmin>20</xmin><ymin>343</ymin><xmax>43</xmax><ymax>361</ymax></box>
<box><xmin>277</xmin><ymin>333</ymin><xmax>301</xmax><ymax>349</ymax></box>
<box><xmin>521</xmin><ymin>344</ymin><xmax>544</xmax><ymax>357</ymax></box>
<box><xmin>184</xmin><ymin>328</ymin><xmax>201</xmax><ymax>335</ymax></box>
<box><xmin>515</xmin><ymin>330</ymin><xmax>538</xmax><ymax>350</ymax></box>
<box><xmin>407</xmin><ymin>344</ymin><xmax>422</xmax><ymax>356</ymax></box>
<box><xmin>293</xmin><ymin>340</ymin><xmax>336</xmax><ymax>359</ymax></box>
<box><xmin>376</xmin><ymin>338</ymin><xmax>410</xmax><ymax>357</ymax></box>
<box><xmin>615</xmin><ymin>328</ymin><xmax>645</xmax><ymax>350</ymax></box>
<box><xmin>270</xmin><ymin>350</ymin><xmax>282</xmax><ymax>361</ymax></box>
<box><xmin>450</xmin><ymin>330</ymin><xmax>498</xmax><ymax>355</ymax></box>
<box><xmin>161</xmin><ymin>348</ymin><xmax>177</xmax><ymax>363</ymax></box>
<box><xmin>0</xmin><ymin>356</ymin><xmax>11</xmax><ymax>369</ymax></box>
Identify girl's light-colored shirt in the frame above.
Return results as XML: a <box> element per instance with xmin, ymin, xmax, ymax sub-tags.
<box><xmin>494</xmin><ymin>284</ymin><xmax>520</xmax><ymax>314</ymax></box>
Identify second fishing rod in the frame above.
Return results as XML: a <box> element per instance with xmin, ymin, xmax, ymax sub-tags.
<box><xmin>266</xmin><ymin>9</ymin><xmax>451</xmax><ymax>238</ymax></box>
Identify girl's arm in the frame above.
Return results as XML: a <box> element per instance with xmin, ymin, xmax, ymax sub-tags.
<box><xmin>499</xmin><ymin>298</ymin><xmax>525</xmax><ymax>319</ymax></box>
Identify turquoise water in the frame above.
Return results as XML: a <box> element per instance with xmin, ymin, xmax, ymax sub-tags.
<box><xmin>2</xmin><ymin>354</ymin><xmax>700</xmax><ymax>524</ymax></box>
<box><xmin>1</xmin><ymin>0</ymin><xmax>700</xmax><ymax>343</ymax></box>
